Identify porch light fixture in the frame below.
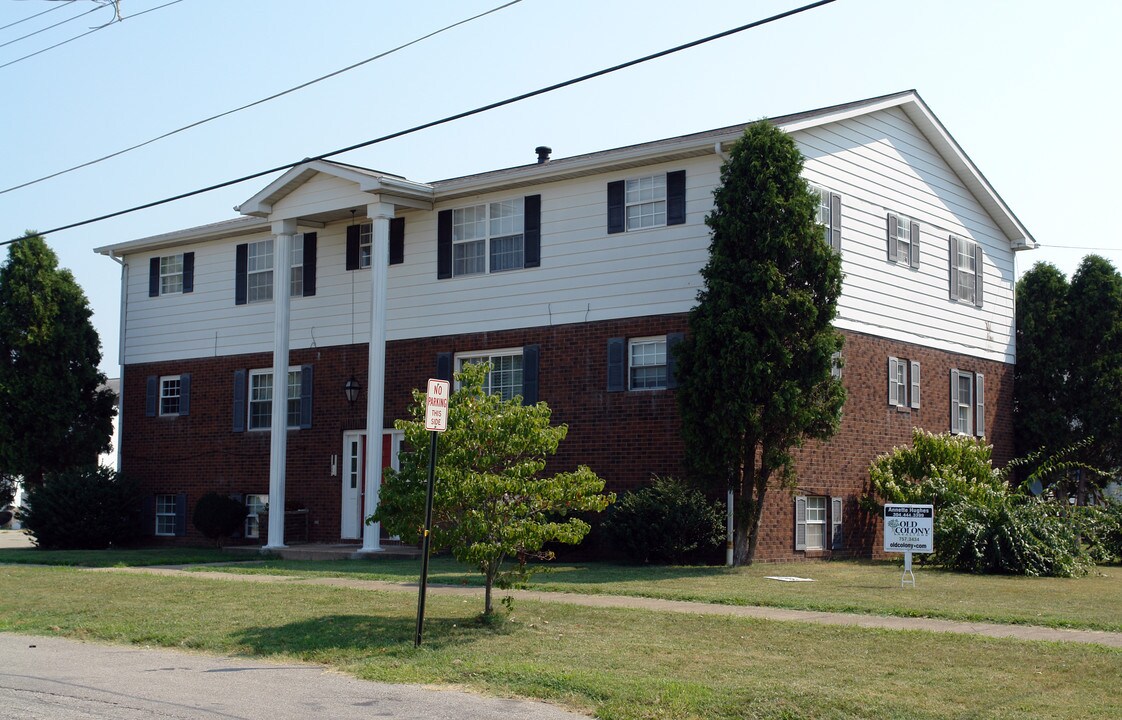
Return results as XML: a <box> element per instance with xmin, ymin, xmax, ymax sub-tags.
<box><xmin>344</xmin><ymin>376</ymin><xmax>361</xmax><ymax>405</ymax></box>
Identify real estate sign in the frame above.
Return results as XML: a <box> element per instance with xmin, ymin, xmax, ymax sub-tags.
<box><xmin>883</xmin><ymin>504</ymin><xmax>934</xmax><ymax>554</ymax></box>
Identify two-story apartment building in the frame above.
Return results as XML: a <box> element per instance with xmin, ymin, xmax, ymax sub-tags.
<box><xmin>95</xmin><ymin>91</ymin><xmax>1034</xmax><ymax>559</ymax></box>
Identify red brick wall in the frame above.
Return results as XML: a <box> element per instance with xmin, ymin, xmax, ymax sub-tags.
<box><xmin>121</xmin><ymin>320</ymin><xmax>1013</xmax><ymax>558</ymax></box>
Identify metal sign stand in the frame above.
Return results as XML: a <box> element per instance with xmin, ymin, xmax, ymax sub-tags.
<box><xmin>901</xmin><ymin>550</ymin><xmax>916</xmax><ymax>588</ymax></box>
<box><xmin>415</xmin><ymin>378</ymin><xmax>448</xmax><ymax>648</ymax></box>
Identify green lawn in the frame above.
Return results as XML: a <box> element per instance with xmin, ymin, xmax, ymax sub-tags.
<box><xmin>190</xmin><ymin>555</ymin><xmax>1122</xmax><ymax>632</ymax></box>
<box><xmin>0</xmin><ymin>565</ymin><xmax>1118</xmax><ymax>720</ymax></box>
<box><xmin>0</xmin><ymin>546</ymin><xmax>247</xmax><ymax>567</ymax></box>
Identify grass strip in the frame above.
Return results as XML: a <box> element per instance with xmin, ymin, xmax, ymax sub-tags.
<box><xmin>1</xmin><ymin>564</ymin><xmax>1119</xmax><ymax>720</ymax></box>
<box><xmin>0</xmin><ymin>546</ymin><xmax>249</xmax><ymax>567</ymax></box>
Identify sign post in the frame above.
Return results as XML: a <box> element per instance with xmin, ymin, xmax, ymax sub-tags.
<box><xmin>415</xmin><ymin>378</ymin><xmax>449</xmax><ymax>647</ymax></box>
<box><xmin>883</xmin><ymin>504</ymin><xmax>934</xmax><ymax>588</ymax></box>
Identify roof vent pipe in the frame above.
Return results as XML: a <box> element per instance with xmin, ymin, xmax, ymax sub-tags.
<box><xmin>535</xmin><ymin>146</ymin><xmax>552</xmax><ymax>164</ymax></box>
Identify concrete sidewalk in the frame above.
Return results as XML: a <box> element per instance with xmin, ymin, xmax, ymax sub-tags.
<box><xmin>96</xmin><ymin>565</ymin><xmax>1122</xmax><ymax>649</ymax></box>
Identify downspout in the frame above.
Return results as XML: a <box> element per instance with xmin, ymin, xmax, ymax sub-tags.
<box><xmin>107</xmin><ymin>251</ymin><xmax>127</xmax><ymax>473</ymax></box>
<box><xmin>714</xmin><ymin>141</ymin><xmax>730</xmax><ymax>164</ymax></box>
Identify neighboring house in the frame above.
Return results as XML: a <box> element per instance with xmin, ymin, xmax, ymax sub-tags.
<box><xmin>98</xmin><ymin>377</ymin><xmax>121</xmax><ymax>470</ymax></box>
<box><xmin>94</xmin><ymin>91</ymin><xmax>1034</xmax><ymax>559</ymax></box>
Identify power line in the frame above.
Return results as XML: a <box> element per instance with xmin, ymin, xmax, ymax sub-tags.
<box><xmin>0</xmin><ymin>0</ymin><xmax>183</xmax><ymax>71</ymax></box>
<box><xmin>4</xmin><ymin>0</ymin><xmax>837</xmax><ymax>246</ymax></box>
<box><xmin>1037</xmin><ymin>244</ymin><xmax>1122</xmax><ymax>252</ymax></box>
<box><xmin>0</xmin><ymin>1</ymin><xmax>103</xmax><ymax>50</ymax></box>
<box><xmin>0</xmin><ymin>0</ymin><xmax>76</xmax><ymax>33</ymax></box>
<box><xmin>0</xmin><ymin>0</ymin><xmax>522</xmax><ymax>196</ymax></box>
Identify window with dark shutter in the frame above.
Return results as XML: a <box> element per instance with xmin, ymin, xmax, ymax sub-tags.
<box><xmin>829</xmin><ymin>193</ymin><xmax>842</xmax><ymax>252</ymax></box>
<box><xmin>830</xmin><ymin>497</ymin><xmax>844</xmax><ymax>550</ymax></box>
<box><xmin>233</xmin><ymin>369</ymin><xmax>247</xmax><ymax>432</ymax></box>
<box><xmin>887</xmin><ymin>214</ymin><xmax>899</xmax><ymax>263</ymax></box>
<box><xmin>666</xmin><ymin>170</ymin><xmax>686</xmax><ymax>225</ymax></box>
<box><xmin>437</xmin><ymin>209</ymin><xmax>453</xmax><ymax>279</ymax></box>
<box><xmin>182</xmin><ymin>252</ymin><xmax>195</xmax><ymax>293</ymax></box>
<box><xmin>909</xmin><ymin>222</ymin><xmax>921</xmax><ymax>269</ymax></box>
<box><xmin>299</xmin><ymin>365</ymin><xmax>313</xmax><ymax>429</ymax></box>
<box><xmin>149</xmin><ymin>258</ymin><xmax>160</xmax><ymax>297</ymax></box>
<box><xmin>145</xmin><ymin>376</ymin><xmax>158</xmax><ymax>417</ymax></box>
<box><xmin>665</xmin><ymin>332</ymin><xmax>684</xmax><ymax>389</ymax></box>
<box><xmin>524</xmin><ymin>195</ymin><xmax>541</xmax><ymax>268</ymax></box>
<box><xmin>794</xmin><ymin>496</ymin><xmax>807</xmax><ymax>551</ymax></box>
<box><xmin>346</xmin><ymin>224</ymin><xmax>361</xmax><ymax>271</ymax></box>
<box><xmin>436</xmin><ymin>352</ymin><xmax>452</xmax><ymax>382</ymax></box>
<box><xmin>606</xmin><ymin>180</ymin><xmax>625</xmax><ymax>234</ymax></box>
<box><xmin>179</xmin><ymin>373</ymin><xmax>191</xmax><ymax>416</ymax></box>
<box><xmin>174</xmin><ymin>493</ymin><xmax>188</xmax><ymax>537</ymax></box>
<box><xmin>606</xmin><ymin>338</ymin><xmax>625</xmax><ymax>392</ymax></box>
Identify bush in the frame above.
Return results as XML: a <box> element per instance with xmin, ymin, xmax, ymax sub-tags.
<box><xmin>22</xmin><ymin>466</ymin><xmax>142</xmax><ymax>549</ymax></box>
<box><xmin>937</xmin><ymin>495</ymin><xmax>1092</xmax><ymax>577</ymax></box>
<box><xmin>1075</xmin><ymin>501</ymin><xmax>1122</xmax><ymax>563</ymax></box>
<box><xmin>192</xmin><ymin>493</ymin><xmax>247</xmax><ymax>546</ymax></box>
<box><xmin>867</xmin><ymin>430</ymin><xmax>1007</xmax><ymax>511</ymax></box>
<box><xmin>603</xmin><ymin>476</ymin><xmax>724</xmax><ymax>564</ymax></box>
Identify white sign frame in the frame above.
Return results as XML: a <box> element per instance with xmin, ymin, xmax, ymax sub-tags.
<box><xmin>424</xmin><ymin>379</ymin><xmax>450</xmax><ymax>432</ymax></box>
<box><xmin>883</xmin><ymin>504</ymin><xmax>934</xmax><ymax>554</ymax></box>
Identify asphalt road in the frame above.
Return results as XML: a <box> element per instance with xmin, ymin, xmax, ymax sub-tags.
<box><xmin>0</xmin><ymin>633</ymin><xmax>587</xmax><ymax>719</ymax></box>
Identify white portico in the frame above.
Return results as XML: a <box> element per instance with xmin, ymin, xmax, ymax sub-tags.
<box><xmin>236</xmin><ymin>161</ymin><xmax>433</xmax><ymax>551</ymax></box>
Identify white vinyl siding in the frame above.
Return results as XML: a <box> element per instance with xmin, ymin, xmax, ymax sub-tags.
<box><xmin>116</xmin><ymin>108</ymin><xmax>1016</xmax><ymax>368</ymax></box>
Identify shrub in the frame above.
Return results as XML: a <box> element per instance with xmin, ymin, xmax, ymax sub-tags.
<box><xmin>937</xmin><ymin>496</ymin><xmax>1092</xmax><ymax>577</ymax></box>
<box><xmin>192</xmin><ymin>493</ymin><xmax>247</xmax><ymax>546</ymax></box>
<box><xmin>867</xmin><ymin>430</ymin><xmax>1007</xmax><ymax>511</ymax></box>
<box><xmin>603</xmin><ymin>476</ymin><xmax>724</xmax><ymax>564</ymax></box>
<box><xmin>1075</xmin><ymin>501</ymin><xmax>1122</xmax><ymax>563</ymax></box>
<box><xmin>22</xmin><ymin>466</ymin><xmax>142</xmax><ymax>549</ymax></box>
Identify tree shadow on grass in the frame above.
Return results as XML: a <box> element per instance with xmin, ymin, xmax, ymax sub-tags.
<box><xmin>230</xmin><ymin>613</ymin><xmax>506</xmax><ymax>658</ymax></box>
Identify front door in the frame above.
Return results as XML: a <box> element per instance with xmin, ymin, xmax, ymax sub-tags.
<box><xmin>341</xmin><ymin>431</ymin><xmax>400</xmax><ymax>540</ymax></box>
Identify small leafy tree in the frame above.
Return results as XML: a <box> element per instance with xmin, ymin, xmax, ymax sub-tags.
<box><xmin>677</xmin><ymin>120</ymin><xmax>845</xmax><ymax>565</ymax></box>
<box><xmin>373</xmin><ymin>362</ymin><xmax>614</xmax><ymax>616</ymax></box>
<box><xmin>192</xmin><ymin>492</ymin><xmax>248</xmax><ymax>547</ymax></box>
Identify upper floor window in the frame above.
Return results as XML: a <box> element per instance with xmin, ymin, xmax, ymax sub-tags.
<box><xmin>629</xmin><ymin>337</ymin><xmax>667</xmax><ymax>390</ymax></box>
<box><xmin>160</xmin><ymin>255</ymin><xmax>184</xmax><ymax>294</ymax></box>
<box><xmin>148</xmin><ymin>252</ymin><xmax>193</xmax><ymax>297</ymax></box>
<box><xmin>887</xmin><ymin>213</ymin><xmax>920</xmax><ymax>268</ymax></box>
<box><xmin>950</xmin><ymin>235</ymin><xmax>983</xmax><ymax>307</ymax></box>
<box><xmin>290</xmin><ymin>235</ymin><xmax>304</xmax><ymax>297</ymax></box>
<box><xmin>249</xmin><ymin>367</ymin><xmax>301</xmax><ymax>430</ymax></box>
<box><xmin>808</xmin><ymin>184</ymin><xmax>841</xmax><ymax>251</ymax></box>
<box><xmin>359</xmin><ymin>223</ymin><xmax>373</xmax><ymax>269</ymax></box>
<box><xmin>625</xmin><ymin>174</ymin><xmax>666</xmax><ymax>230</ymax></box>
<box><xmin>455</xmin><ymin>349</ymin><xmax>523</xmax><ymax>401</ymax></box>
<box><xmin>247</xmin><ymin>239</ymin><xmax>274</xmax><ymax>303</ymax></box>
<box><xmin>452</xmin><ymin>198</ymin><xmax>525</xmax><ymax>276</ymax></box>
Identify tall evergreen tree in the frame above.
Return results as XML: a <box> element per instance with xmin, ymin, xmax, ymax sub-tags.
<box><xmin>1013</xmin><ymin>262</ymin><xmax>1072</xmax><ymax>462</ymax></box>
<box><xmin>676</xmin><ymin>121</ymin><xmax>845</xmax><ymax>565</ymax></box>
<box><xmin>0</xmin><ymin>234</ymin><xmax>116</xmax><ymax>485</ymax></box>
<box><xmin>1065</xmin><ymin>255</ymin><xmax>1122</xmax><ymax>478</ymax></box>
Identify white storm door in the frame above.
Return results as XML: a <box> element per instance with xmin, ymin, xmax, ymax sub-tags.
<box><xmin>341</xmin><ymin>431</ymin><xmax>365</xmax><ymax>539</ymax></box>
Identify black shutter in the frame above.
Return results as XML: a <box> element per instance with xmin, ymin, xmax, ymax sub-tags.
<box><xmin>143</xmin><ymin>495</ymin><xmax>155</xmax><ymax>536</ymax></box>
<box><xmin>182</xmin><ymin>252</ymin><xmax>195</xmax><ymax>293</ymax></box>
<box><xmin>146</xmin><ymin>376</ymin><xmax>158</xmax><ymax>417</ymax></box>
<box><xmin>524</xmin><ymin>194</ymin><xmax>541</xmax><ymax>268</ymax></box>
<box><xmin>974</xmin><ymin>243</ymin><xmax>984</xmax><ymax>307</ymax></box>
<box><xmin>666</xmin><ymin>170</ymin><xmax>686</xmax><ymax>226</ymax></box>
<box><xmin>179</xmin><ymin>373</ymin><xmax>191</xmax><ymax>416</ymax></box>
<box><xmin>830</xmin><ymin>193</ymin><xmax>842</xmax><ymax>252</ymax></box>
<box><xmin>909</xmin><ymin>222</ymin><xmax>921</xmax><ymax>269</ymax></box>
<box><xmin>149</xmin><ymin>257</ymin><xmax>160</xmax><ymax>297</ymax></box>
<box><xmin>887</xmin><ymin>214</ymin><xmax>898</xmax><ymax>263</ymax></box>
<box><xmin>607</xmin><ymin>181</ymin><xmax>625</xmax><ymax>234</ymax></box>
<box><xmin>302</xmin><ymin>233</ymin><xmax>317</xmax><ymax>296</ymax></box>
<box><xmin>235</xmin><ymin>243</ymin><xmax>248</xmax><ymax>305</ymax></box>
<box><xmin>346</xmin><ymin>224</ymin><xmax>361</xmax><ymax>271</ymax></box>
<box><xmin>232</xmin><ymin>369</ymin><xmax>247</xmax><ymax>432</ymax></box>
<box><xmin>174</xmin><ymin>493</ymin><xmax>187</xmax><ymax>537</ymax></box>
<box><xmin>389</xmin><ymin>217</ymin><xmax>405</xmax><ymax>265</ymax></box>
<box><xmin>522</xmin><ymin>344</ymin><xmax>539</xmax><ymax>405</ymax></box>
<box><xmin>436</xmin><ymin>352</ymin><xmax>453</xmax><ymax>382</ymax></box>
<box><xmin>300</xmin><ymin>364</ymin><xmax>313</xmax><ymax>430</ymax></box>
<box><xmin>437</xmin><ymin>209</ymin><xmax>453</xmax><ymax>279</ymax></box>
<box><xmin>607</xmin><ymin>337</ymin><xmax>625</xmax><ymax>392</ymax></box>
<box><xmin>665</xmin><ymin>332</ymin><xmax>684</xmax><ymax>389</ymax></box>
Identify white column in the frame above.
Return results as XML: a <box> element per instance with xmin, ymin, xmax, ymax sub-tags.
<box><xmin>360</xmin><ymin>201</ymin><xmax>394</xmax><ymax>553</ymax></box>
<box><xmin>265</xmin><ymin>219</ymin><xmax>296</xmax><ymax>550</ymax></box>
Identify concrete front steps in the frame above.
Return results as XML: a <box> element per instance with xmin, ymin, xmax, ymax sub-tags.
<box><xmin>222</xmin><ymin>542</ymin><xmax>422</xmax><ymax>561</ymax></box>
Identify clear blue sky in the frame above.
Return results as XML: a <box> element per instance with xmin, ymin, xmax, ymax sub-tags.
<box><xmin>2</xmin><ymin>0</ymin><xmax>1119</xmax><ymax>375</ymax></box>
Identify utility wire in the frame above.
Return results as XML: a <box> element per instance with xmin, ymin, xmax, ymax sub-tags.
<box><xmin>0</xmin><ymin>1</ymin><xmax>103</xmax><ymax>50</ymax></box>
<box><xmin>0</xmin><ymin>0</ymin><xmax>523</xmax><ymax>196</ymax></box>
<box><xmin>4</xmin><ymin>0</ymin><xmax>836</xmax><ymax>246</ymax></box>
<box><xmin>0</xmin><ymin>0</ymin><xmax>75</xmax><ymax>33</ymax></box>
<box><xmin>0</xmin><ymin>0</ymin><xmax>183</xmax><ymax>71</ymax></box>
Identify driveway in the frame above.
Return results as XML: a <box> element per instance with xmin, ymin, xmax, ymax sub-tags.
<box><xmin>0</xmin><ymin>530</ymin><xmax>32</xmax><ymax>549</ymax></box>
<box><xmin>0</xmin><ymin>633</ymin><xmax>587</xmax><ymax>719</ymax></box>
